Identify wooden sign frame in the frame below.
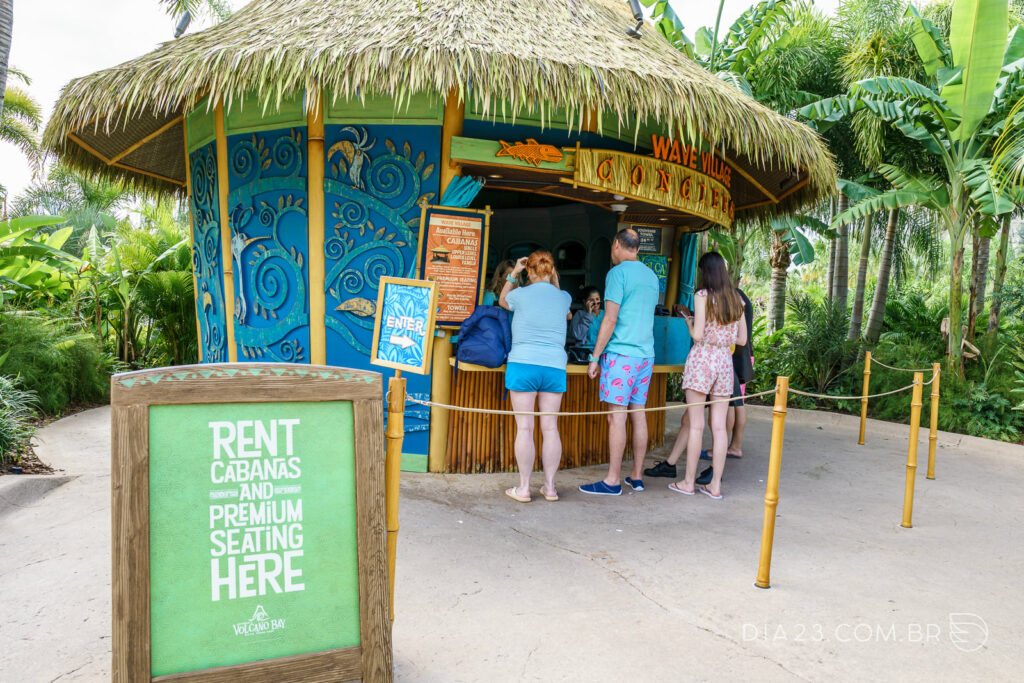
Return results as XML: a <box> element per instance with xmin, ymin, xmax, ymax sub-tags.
<box><xmin>110</xmin><ymin>364</ymin><xmax>392</xmax><ymax>683</ymax></box>
<box><xmin>370</xmin><ymin>277</ymin><xmax>438</xmax><ymax>375</ymax></box>
<box><xmin>415</xmin><ymin>202</ymin><xmax>492</xmax><ymax>329</ymax></box>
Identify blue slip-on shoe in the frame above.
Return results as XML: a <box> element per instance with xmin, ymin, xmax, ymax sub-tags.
<box><xmin>699</xmin><ymin>449</ymin><xmax>711</xmax><ymax>461</ymax></box>
<box><xmin>579</xmin><ymin>481</ymin><xmax>622</xmax><ymax>496</ymax></box>
<box><xmin>624</xmin><ymin>477</ymin><xmax>645</xmax><ymax>491</ymax></box>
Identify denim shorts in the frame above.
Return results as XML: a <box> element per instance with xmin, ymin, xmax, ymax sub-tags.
<box><xmin>505</xmin><ymin>362</ymin><xmax>567</xmax><ymax>393</ymax></box>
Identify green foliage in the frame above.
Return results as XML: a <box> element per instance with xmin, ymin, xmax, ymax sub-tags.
<box><xmin>755</xmin><ymin>294</ymin><xmax>858</xmax><ymax>395</ymax></box>
<box><xmin>0</xmin><ymin>311</ymin><xmax>112</xmax><ymax>414</ymax></box>
<box><xmin>0</xmin><ymin>375</ymin><xmax>37</xmax><ymax>466</ymax></box>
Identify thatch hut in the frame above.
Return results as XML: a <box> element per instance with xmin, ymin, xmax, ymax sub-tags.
<box><xmin>45</xmin><ymin>0</ymin><xmax>835</xmax><ymax>473</ymax></box>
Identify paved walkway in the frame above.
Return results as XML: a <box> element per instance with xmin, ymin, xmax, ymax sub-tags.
<box><xmin>1</xmin><ymin>404</ymin><xmax>1021</xmax><ymax>681</ymax></box>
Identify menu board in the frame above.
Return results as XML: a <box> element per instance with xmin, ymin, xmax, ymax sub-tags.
<box><xmin>417</xmin><ymin>205</ymin><xmax>491</xmax><ymax>327</ymax></box>
<box><xmin>631</xmin><ymin>226</ymin><xmax>664</xmax><ymax>255</ymax></box>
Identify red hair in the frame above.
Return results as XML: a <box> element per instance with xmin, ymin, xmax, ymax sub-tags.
<box><xmin>526</xmin><ymin>250</ymin><xmax>557</xmax><ymax>282</ymax></box>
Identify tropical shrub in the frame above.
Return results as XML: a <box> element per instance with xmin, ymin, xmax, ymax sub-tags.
<box><xmin>0</xmin><ymin>375</ymin><xmax>37</xmax><ymax>466</ymax></box>
<box><xmin>0</xmin><ymin>310</ymin><xmax>112</xmax><ymax>413</ymax></box>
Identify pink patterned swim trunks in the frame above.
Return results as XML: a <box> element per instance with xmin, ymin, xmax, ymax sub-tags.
<box><xmin>599</xmin><ymin>353</ymin><xmax>654</xmax><ymax>406</ymax></box>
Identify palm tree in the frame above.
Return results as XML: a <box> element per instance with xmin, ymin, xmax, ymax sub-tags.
<box><xmin>0</xmin><ymin>0</ymin><xmax>11</xmax><ymax>122</ymax></box>
<box><xmin>1</xmin><ymin>74</ymin><xmax>43</xmax><ymax>169</ymax></box>
<box><xmin>10</xmin><ymin>163</ymin><xmax>129</xmax><ymax>253</ymax></box>
<box><xmin>802</xmin><ymin>0</ymin><xmax>1022</xmax><ymax>373</ymax></box>
<box><xmin>835</xmin><ymin>0</ymin><xmax>926</xmax><ymax>340</ymax></box>
<box><xmin>159</xmin><ymin>1</ymin><xmax>232</xmax><ymax>21</ymax></box>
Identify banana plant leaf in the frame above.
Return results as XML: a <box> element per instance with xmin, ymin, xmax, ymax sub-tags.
<box><xmin>945</xmin><ymin>0</ymin><xmax>1008</xmax><ymax>141</ymax></box>
<box><xmin>905</xmin><ymin>4</ymin><xmax>952</xmax><ymax>78</ymax></box>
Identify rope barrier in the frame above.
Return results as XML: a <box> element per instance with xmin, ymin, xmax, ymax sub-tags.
<box><xmin>398</xmin><ymin>375</ymin><xmax>933</xmax><ymax>417</ymax></box>
<box><xmin>870</xmin><ymin>356</ymin><xmax>932</xmax><ymax>373</ymax></box>
<box><xmin>788</xmin><ymin>380</ymin><xmax>922</xmax><ymax>402</ymax></box>
<box><xmin>403</xmin><ymin>388</ymin><xmax>779</xmax><ymax>417</ymax></box>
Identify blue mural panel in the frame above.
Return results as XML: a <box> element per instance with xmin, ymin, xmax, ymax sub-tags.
<box><xmin>227</xmin><ymin>128</ymin><xmax>311</xmax><ymax>362</ymax></box>
<box><xmin>189</xmin><ymin>142</ymin><xmax>229</xmax><ymax>363</ymax></box>
<box><xmin>323</xmin><ymin>124</ymin><xmax>442</xmax><ymax>455</ymax></box>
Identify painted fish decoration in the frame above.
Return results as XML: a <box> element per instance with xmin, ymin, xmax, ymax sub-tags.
<box><xmin>335</xmin><ymin>297</ymin><xmax>377</xmax><ymax>317</ymax></box>
<box><xmin>495</xmin><ymin>139</ymin><xmax>564</xmax><ymax>167</ymax></box>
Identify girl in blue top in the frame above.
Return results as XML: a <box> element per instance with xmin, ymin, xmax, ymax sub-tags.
<box><xmin>499</xmin><ymin>251</ymin><xmax>572</xmax><ymax>503</ymax></box>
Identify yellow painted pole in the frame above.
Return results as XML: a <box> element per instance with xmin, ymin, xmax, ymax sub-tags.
<box><xmin>665</xmin><ymin>227</ymin><xmax>682</xmax><ymax>309</ymax></box>
<box><xmin>307</xmin><ymin>94</ymin><xmax>327</xmax><ymax>365</ymax></box>
<box><xmin>901</xmin><ymin>373</ymin><xmax>924</xmax><ymax>528</ymax></box>
<box><xmin>215</xmin><ymin>101</ymin><xmax>238</xmax><ymax>362</ymax></box>
<box><xmin>755</xmin><ymin>376</ymin><xmax>789</xmax><ymax>589</ymax></box>
<box><xmin>182</xmin><ymin>117</ymin><xmax>203</xmax><ymax>360</ymax></box>
<box><xmin>858</xmin><ymin>351</ymin><xmax>871</xmax><ymax>445</ymax></box>
<box><xmin>927</xmin><ymin>363</ymin><xmax>940</xmax><ymax>480</ymax></box>
<box><xmin>427</xmin><ymin>87</ymin><xmax>465</xmax><ymax>473</ymax></box>
<box><xmin>385</xmin><ymin>370</ymin><xmax>406</xmax><ymax>623</ymax></box>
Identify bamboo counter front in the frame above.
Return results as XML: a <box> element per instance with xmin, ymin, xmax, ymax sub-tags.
<box><xmin>443</xmin><ymin>359</ymin><xmax>683</xmax><ymax>473</ymax></box>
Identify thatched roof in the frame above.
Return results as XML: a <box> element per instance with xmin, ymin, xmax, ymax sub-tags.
<box><xmin>44</xmin><ymin>0</ymin><xmax>835</xmax><ymax>215</ymax></box>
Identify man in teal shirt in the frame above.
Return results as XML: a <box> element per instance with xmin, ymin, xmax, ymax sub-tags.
<box><xmin>580</xmin><ymin>228</ymin><xmax>659</xmax><ymax>496</ymax></box>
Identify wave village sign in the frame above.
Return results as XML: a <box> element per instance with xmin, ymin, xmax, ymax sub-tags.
<box><xmin>110</xmin><ymin>365</ymin><xmax>393</xmax><ymax>682</ymax></box>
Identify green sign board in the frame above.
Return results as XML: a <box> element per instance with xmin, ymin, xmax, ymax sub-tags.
<box><xmin>110</xmin><ymin>364</ymin><xmax>392</xmax><ymax>682</ymax></box>
<box><xmin>148</xmin><ymin>401</ymin><xmax>360</xmax><ymax>676</ymax></box>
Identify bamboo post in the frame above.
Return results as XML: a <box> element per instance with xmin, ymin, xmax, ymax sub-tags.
<box><xmin>858</xmin><ymin>351</ymin><xmax>871</xmax><ymax>445</ymax></box>
<box><xmin>385</xmin><ymin>370</ymin><xmax>406</xmax><ymax>622</ymax></box>
<box><xmin>901</xmin><ymin>373</ymin><xmax>924</xmax><ymax>528</ymax></box>
<box><xmin>755</xmin><ymin>376</ymin><xmax>789</xmax><ymax>589</ymax></box>
<box><xmin>927</xmin><ymin>363</ymin><xmax>940</xmax><ymax>480</ymax></box>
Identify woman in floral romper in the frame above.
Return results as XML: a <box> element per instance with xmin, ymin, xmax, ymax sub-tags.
<box><xmin>669</xmin><ymin>252</ymin><xmax>747</xmax><ymax>500</ymax></box>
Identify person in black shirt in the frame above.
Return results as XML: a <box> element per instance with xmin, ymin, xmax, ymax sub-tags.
<box><xmin>645</xmin><ymin>288</ymin><xmax>754</xmax><ymax>481</ymax></box>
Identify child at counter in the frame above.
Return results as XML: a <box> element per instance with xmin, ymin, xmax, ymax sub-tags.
<box><xmin>569</xmin><ymin>286</ymin><xmax>602</xmax><ymax>347</ymax></box>
<box><xmin>482</xmin><ymin>259</ymin><xmax>516</xmax><ymax>306</ymax></box>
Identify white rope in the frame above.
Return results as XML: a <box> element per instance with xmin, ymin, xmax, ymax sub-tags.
<box><xmin>786</xmin><ymin>382</ymin><xmax>925</xmax><ymax>403</ymax></box>
<box><xmin>870</xmin><ymin>356</ymin><xmax>933</xmax><ymax>373</ymax></box>
<box><xmin>403</xmin><ymin>389</ymin><xmax>779</xmax><ymax>417</ymax></box>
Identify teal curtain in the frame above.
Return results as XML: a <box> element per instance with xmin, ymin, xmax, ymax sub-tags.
<box><xmin>677</xmin><ymin>233</ymin><xmax>700</xmax><ymax>309</ymax></box>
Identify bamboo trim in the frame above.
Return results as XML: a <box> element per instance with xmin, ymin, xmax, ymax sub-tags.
<box><xmin>484</xmin><ymin>184</ymin><xmax>614</xmax><ymax>211</ymax></box>
<box><xmin>111</xmin><ymin>162</ymin><xmax>186</xmax><ymax>187</ymax></box>
<box><xmin>736</xmin><ymin>198</ymin><xmax>776</xmax><ymax>211</ymax></box>
<box><xmin>108</xmin><ymin>115</ymin><xmax>184</xmax><ymax>164</ymax></box>
<box><xmin>307</xmin><ymin>95</ymin><xmax>327</xmax><ymax>366</ymax></box>
<box><xmin>560</xmin><ymin>176</ymin><xmax>728</xmax><ymax>227</ymax></box>
<box><xmin>215</xmin><ymin>101</ymin><xmax>238</xmax><ymax>361</ymax></box>
<box><xmin>67</xmin><ymin>131</ymin><xmax>112</xmax><ymax>164</ymax></box>
<box><xmin>428</xmin><ymin>87</ymin><xmax>464</xmax><ymax>473</ymax></box>
<box><xmin>717</xmin><ymin>149</ymin><xmax>777</xmax><ymax>203</ymax></box>
<box><xmin>183</xmin><ymin>118</ymin><xmax>203</xmax><ymax>360</ymax></box>
<box><xmin>774</xmin><ymin>175</ymin><xmax>810</xmax><ymax>203</ymax></box>
<box><xmin>456</xmin><ymin>159</ymin><xmax>571</xmax><ymax>176</ymax></box>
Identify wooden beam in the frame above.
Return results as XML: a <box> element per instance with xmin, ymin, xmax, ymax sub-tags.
<box><xmin>774</xmin><ymin>174</ymin><xmax>811</xmax><ymax>203</ymax></box>
<box><xmin>108</xmin><ymin>116</ymin><xmax>184</xmax><ymax>165</ymax></box>
<box><xmin>110</xmin><ymin>163</ymin><xmax>185</xmax><ymax>187</ymax></box>
<box><xmin>67</xmin><ymin>131</ymin><xmax>112</xmax><ymax>164</ymax></box>
<box><xmin>719</xmin><ymin>153</ymin><xmax>778</xmax><ymax>203</ymax></box>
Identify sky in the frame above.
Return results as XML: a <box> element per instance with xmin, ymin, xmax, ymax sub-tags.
<box><xmin>0</xmin><ymin>0</ymin><xmax>840</xmax><ymax>203</ymax></box>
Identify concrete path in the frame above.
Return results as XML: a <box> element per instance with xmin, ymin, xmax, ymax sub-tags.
<box><xmin>2</xmin><ymin>404</ymin><xmax>1022</xmax><ymax>681</ymax></box>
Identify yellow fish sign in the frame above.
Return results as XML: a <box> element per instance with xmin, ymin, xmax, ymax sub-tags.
<box><xmin>495</xmin><ymin>139</ymin><xmax>564</xmax><ymax>167</ymax></box>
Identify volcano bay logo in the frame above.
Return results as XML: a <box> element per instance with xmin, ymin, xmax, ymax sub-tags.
<box><xmin>232</xmin><ymin>605</ymin><xmax>286</xmax><ymax>637</ymax></box>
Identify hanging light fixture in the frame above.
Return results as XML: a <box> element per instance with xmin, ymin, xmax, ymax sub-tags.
<box><xmin>626</xmin><ymin>0</ymin><xmax>644</xmax><ymax>38</ymax></box>
<box><xmin>174</xmin><ymin>11</ymin><xmax>192</xmax><ymax>38</ymax></box>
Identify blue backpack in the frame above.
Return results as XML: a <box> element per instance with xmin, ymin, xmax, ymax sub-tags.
<box><xmin>454</xmin><ymin>306</ymin><xmax>512</xmax><ymax>380</ymax></box>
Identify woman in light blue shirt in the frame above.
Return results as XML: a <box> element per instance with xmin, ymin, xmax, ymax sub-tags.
<box><xmin>499</xmin><ymin>250</ymin><xmax>571</xmax><ymax>503</ymax></box>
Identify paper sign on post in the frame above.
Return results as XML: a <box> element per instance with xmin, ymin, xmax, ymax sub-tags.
<box><xmin>370</xmin><ymin>277</ymin><xmax>438</xmax><ymax>375</ymax></box>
